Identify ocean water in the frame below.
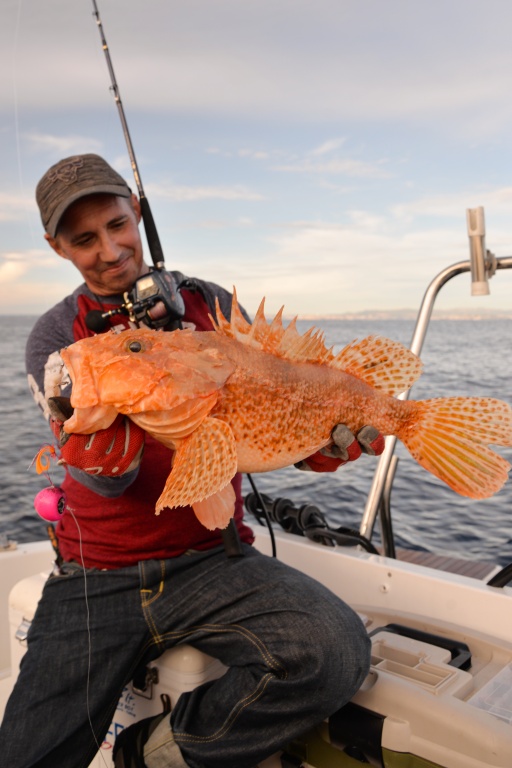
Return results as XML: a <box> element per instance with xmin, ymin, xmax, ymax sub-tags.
<box><xmin>1</xmin><ymin>315</ymin><xmax>511</xmax><ymax>567</ymax></box>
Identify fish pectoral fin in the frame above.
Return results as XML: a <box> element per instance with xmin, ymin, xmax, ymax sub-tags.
<box><xmin>155</xmin><ymin>417</ymin><xmax>238</xmax><ymax>527</ymax></box>
<box><xmin>192</xmin><ymin>485</ymin><xmax>236</xmax><ymax>530</ymax></box>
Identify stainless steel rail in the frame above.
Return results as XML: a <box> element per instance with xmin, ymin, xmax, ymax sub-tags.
<box><xmin>359</xmin><ymin>254</ymin><xmax>512</xmax><ymax>544</ymax></box>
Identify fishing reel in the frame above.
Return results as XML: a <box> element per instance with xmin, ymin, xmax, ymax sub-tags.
<box><xmin>85</xmin><ymin>267</ymin><xmax>185</xmax><ymax>333</ymax></box>
<box><xmin>123</xmin><ymin>267</ymin><xmax>185</xmax><ymax>329</ymax></box>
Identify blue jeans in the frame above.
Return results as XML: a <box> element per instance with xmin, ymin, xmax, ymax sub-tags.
<box><xmin>0</xmin><ymin>544</ymin><xmax>371</xmax><ymax>768</ymax></box>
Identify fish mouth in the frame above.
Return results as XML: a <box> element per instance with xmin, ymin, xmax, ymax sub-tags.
<box><xmin>59</xmin><ymin>345</ymin><xmax>122</xmax><ymax>434</ymax></box>
<box><xmin>48</xmin><ymin>391</ymin><xmax>119</xmax><ymax>436</ymax></box>
<box><xmin>48</xmin><ymin>396</ymin><xmax>74</xmax><ymax>422</ymax></box>
<box><xmin>63</xmin><ymin>403</ymin><xmax>119</xmax><ymax>435</ymax></box>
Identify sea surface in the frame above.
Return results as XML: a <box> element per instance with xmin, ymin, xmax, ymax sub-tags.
<box><xmin>1</xmin><ymin>315</ymin><xmax>511</xmax><ymax>567</ymax></box>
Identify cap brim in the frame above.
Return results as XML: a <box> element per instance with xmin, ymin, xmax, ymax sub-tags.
<box><xmin>47</xmin><ymin>183</ymin><xmax>131</xmax><ymax>238</ymax></box>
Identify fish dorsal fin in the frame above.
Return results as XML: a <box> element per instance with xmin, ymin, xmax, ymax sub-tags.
<box><xmin>332</xmin><ymin>335</ymin><xmax>423</xmax><ymax>395</ymax></box>
<box><xmin>211</xmin><ymin>287</ymin><xmax>253</xmax><ymax>339</ymax></box>
<box><xmin>212</xmin><ymin>291</ymin><xmax>422</xmax><ymax>391</ymax></box>
<box><xmin>211</xmin><ymin>289</ymin><xmax>336</xmax><ymax>364</ymax></box>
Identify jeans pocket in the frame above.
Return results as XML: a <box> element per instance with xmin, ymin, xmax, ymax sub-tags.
<box><xmin>47</xmin><ymin>561</ymin><xmax>95</xmax><ymax>581</ymax></box>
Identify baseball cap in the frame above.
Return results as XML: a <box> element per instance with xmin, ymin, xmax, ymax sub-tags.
<box><xmin>36</xmin><ymin>154</ymin><xmax>132</xmax><ymax>237</ymax></box>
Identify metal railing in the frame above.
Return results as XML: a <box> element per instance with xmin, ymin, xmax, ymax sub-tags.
<box><xmin>360</xmin><ymin>207</ymin><xmax>512</xmax><ymax>549</ymax></box>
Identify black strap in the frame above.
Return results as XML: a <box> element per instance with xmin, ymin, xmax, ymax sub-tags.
<box><xmin>221</xmin><ymin>519</ymin><xmax>244</xmax><ymax>557</ymax></box>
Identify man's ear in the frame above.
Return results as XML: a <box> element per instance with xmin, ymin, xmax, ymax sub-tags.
<box><xmin>45</xmin><ymin>233</ymin><xmax>70</xmax><ymax>260</ymax></box>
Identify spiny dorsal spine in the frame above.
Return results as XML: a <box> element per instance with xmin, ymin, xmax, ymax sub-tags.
<box><xmin>211</xmin><ymin>289</ymin><xmax>424</xmax><ymax>396</ymax></box>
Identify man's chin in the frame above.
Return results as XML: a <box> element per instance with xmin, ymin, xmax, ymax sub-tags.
<box><xmin>92</xmin><ymin>265</ymin><xmax>141</xmax><ymax>295</ymax></box>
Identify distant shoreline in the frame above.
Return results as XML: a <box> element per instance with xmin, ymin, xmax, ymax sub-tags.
<box><xmin>2</xmin><ymin>310</ymin><xmax>511</xmax><ymax>321</ymax></box>
<box><xmin>292</xmin><ymin>309</ymin><xmax>512</xmax><ymax>321</ymax></box>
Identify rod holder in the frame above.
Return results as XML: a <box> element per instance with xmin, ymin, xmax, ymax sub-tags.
<box><xmin>466</xmin><ymin>206</ymin><xmax>490</xmax><ymax>295</ymax></box>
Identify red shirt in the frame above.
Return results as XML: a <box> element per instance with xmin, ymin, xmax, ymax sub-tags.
<box><xmin>26</xmin><ymin>281</ymin><xmax>254</xmax><ymax>569</ymax></box>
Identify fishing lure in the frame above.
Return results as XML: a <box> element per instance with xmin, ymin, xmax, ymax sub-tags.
<box><xmin>32</xmin><ymin>445</ymin><xmax>66</xmax><ymax>522</ymax></box>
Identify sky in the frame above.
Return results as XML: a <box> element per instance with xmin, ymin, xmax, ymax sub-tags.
<box><xmin>1</xmin><ymin>0</ymin><xmax>512</xmax><ymax>319</ymax></box>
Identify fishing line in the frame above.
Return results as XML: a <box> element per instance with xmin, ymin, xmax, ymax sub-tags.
<box><xmin>68</xmin><ymin>507</ymin><xmax>109</xmax><ymax>766</ymax></box>
<box><xmin>11</xmin><ymin>0</ymin><xmax>37</xmax><ymax>248</ymax></box>
<box><xmin>69</xmin><ymin>507</ymin><xmax>111</xmax><ymax>767</ymax></box>
<box><xmin>12</xmin><ymin>1</ymin><xmax>23</xmax><ymax>190</ymax></box>
<box><xmin>32</xmin><ymin>452</ymin><xmax>110</xmax><ymax>765</ymax></box>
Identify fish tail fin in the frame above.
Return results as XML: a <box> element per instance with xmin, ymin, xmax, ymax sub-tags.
<box><xmin>398</xmin><ymin>397</ymin><xmax>512</xmax><ymax>499</ymax></box>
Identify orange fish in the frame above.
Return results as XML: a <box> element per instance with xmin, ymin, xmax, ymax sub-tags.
<box><xmin>59</xmin><ymin>292</ymin><xmax>512</xmax><ymax>530</ymax></box>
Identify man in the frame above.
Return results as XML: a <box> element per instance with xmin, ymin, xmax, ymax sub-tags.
<box><xmin>0</xmin><ymin>154</ymin><xmax>383</xmax><ymax>768</ymax></box>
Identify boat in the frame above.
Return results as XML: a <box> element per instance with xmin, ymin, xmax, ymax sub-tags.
<box><xmin>1</xmin><ymin>208</ymin><xmax>512</xmax><ymax>767</ymax></box>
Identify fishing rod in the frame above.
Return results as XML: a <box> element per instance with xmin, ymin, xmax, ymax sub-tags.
<box><xmin>90</xmin><ymin>0</ymin><xmax>246</xmax><ymax>558</ymax></box>
<box><xmin>90</xmin><ymin>0</ymin><xmax>184</xmax><ymax>329</ymax></box>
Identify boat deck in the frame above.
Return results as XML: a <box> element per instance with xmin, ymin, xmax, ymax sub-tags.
<box><xmin>395</xmin><ymin>548</ymin><xmax>497</xmax><ymax>580</ymax></box>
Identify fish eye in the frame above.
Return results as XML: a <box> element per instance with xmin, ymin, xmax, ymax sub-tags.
<box><xmin>127</xmin><ymin>340</ymin><xmax>144</xmax><ymax>353</ymax></box>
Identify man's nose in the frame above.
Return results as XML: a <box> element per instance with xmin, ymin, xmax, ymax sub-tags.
<box><xmin>99</xmin><ymin>234</ymin><xmax>123</xmax><ymax>262</ymax></box>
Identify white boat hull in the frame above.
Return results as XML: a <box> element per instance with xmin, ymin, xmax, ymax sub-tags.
<box><xmin>1</xmin><ymin>528</ymin><xmax>512</xmax><ymax>767</ymax></box>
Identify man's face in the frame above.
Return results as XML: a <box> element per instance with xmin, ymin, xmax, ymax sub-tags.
<box><xmin>46</xmin><ymin>193</ymin><xmax>148</xmax><ymax>296</ymax></box>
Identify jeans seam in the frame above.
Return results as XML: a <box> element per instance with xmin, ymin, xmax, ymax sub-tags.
<box><xmin>135</xmin><ymin>618</ymin><xmax>287</xmax><ymax>746</ymax></box>
<box><xmin>140</xmin><ymin>560</ymin><xmax>166</xmax><ymax>607</ymax></box>
<box><xmin>159</xmin><ymin>623</ymin><xmax>287</xmax><ymax>677</ymax></box>
<box><xmin>174</xmin><ymin>672</ymin><xmax>274</xmax><ymax>745</ymax></box>
<box><xmin>162</xmin><ymin>623</ymin><xmax>287</xmax><ymax>746</ymax></box>
<box><xmin>136</xmin><ymin>555</ymin><xmax>295</xmax><ymax>750</ymax></box>
<box><xmin>140</xmin><ymin>561</ymin><xmax>167</xmax><ymax>647</ymax></box>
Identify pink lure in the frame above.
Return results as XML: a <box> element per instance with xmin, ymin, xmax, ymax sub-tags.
<box><xmin>34</xmin><ymin>486</ymin><xmax>66</xmax><ymax>522</ymax></box>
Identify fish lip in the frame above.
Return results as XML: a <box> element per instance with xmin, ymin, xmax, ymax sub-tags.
<box><xmin>63</xmin><ymin>404</ymin><xmax>119</xmax><ymax>435</ymax></box>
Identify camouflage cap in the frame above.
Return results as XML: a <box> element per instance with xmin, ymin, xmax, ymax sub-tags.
<box><xmin>36</xmin><ymin>154</ymin><xmax>132</xmax><ymax>237</ymax></box>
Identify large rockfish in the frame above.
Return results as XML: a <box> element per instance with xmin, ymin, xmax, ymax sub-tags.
<box><xmin>59</xmin><ymin>292</ymin><xmax>512</xmax><ymax>530</ymax></box>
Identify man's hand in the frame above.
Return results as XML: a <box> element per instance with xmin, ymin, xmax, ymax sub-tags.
<box><xmin>48</xmin><ymin>397</ymin><xmax>145</xmax><ymax>477</ymax></box>
<box><xmin>295</xmin><ymin>424</ymin><xmax>385</xmax><ymax>473</ymax></box>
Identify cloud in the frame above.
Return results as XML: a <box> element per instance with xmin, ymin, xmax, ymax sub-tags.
<box><xmin>0</xmin><ymin>248</ymin><xmax>79</xmax><ymax>312</ymax></box>
<box><xmin>0</xmin><ymin>279</ymin><xmax>77</xmax><ymax>313</ymax></box>
<box><xmin>0</xmin><ymin>250</ymin><xmax>60</xmax><ymax>284</ymax></box>
<box><xmin>270</xmin><ymin>137</ymin><xmax>391</xmax><ymax>179</ymax></box>
<box><xmin>347</xmin><ymin>210</ymin><xmax>388</xmax><ymax>231</ymax></box>
<box><xmin>146</xmin><ymin>181</ymin><xmax>265</xmax><ymax>202</ymax></box>
<box><xmin>0</xmin><ymin>260</ymin><xmax>27</xmax><ymax>282</ymax></box>
<box><xmin>310</xmin><ymin>138</ymin><xmax>347</xmax><ymax>156</ymax></box>
<box><xmin>392</xmin><ymin>188</ymin><xmax>512</xmax><ymax>221</ymax></box>
<box><xmin>206</xmin><ymin>147</ymin><xmax>228</xmax><ymax>157</ymax></box>
<box><xmin>237</xmin><ymin>148</ymin><xmax>271</xmax><ymax>160</ymax></box>
<box><xmin>112</xmin><ymin>154</ymin><xmax>136</xmax><ymax>174</ymax></box>
<box><xmin>0</xmin><ymin>193</ymin><xmax>34</xmax><ymax>221</ymax></box>
<box><xmin>207</xmin><ymin>146</ymin><xmax>280</xmax><ymax>161</ymax></box>
<box><xmin>226</xmin><ymin>219</ymin><xmax>462</xmax><ymax>314</ymax></box>
<box><xmin>4</xmin><ymin>1</ymin><xmax>512</xmax><ymax>320</ymax></box>
<box><xmin>193</xmin><ymin>216</ymin><xmax>255</xmax><ymax>230</ymax></box>
<box><xmin>4</xmin><ymin>0</ymin><xmax>512</xmax><ymax>139</ymax></box>
<box><xmin>273</xmin><ymin>157</ymin><xmax>391</xmax><ymax>179</ymax></box>
<box><xmin>23</xmin><ymin>133</ymin><xmax>103</xmax><ymax>157</ymax></box>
